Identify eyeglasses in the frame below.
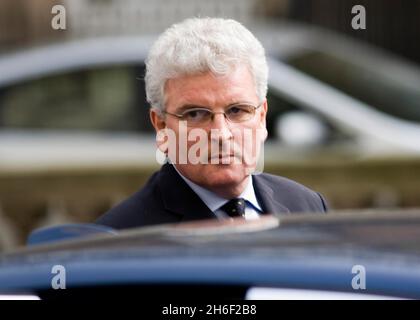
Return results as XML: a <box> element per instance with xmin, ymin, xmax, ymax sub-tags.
<box><xmin>162</xmin><ymin>102</ymin><xmax>263</xmax><ymax>127</ymax></box>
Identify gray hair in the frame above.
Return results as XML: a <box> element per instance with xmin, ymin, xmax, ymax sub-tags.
<box><xmin>145</xmin><ymin>17</ymin><xmax>268</xmax><ymax>110</ymax></box>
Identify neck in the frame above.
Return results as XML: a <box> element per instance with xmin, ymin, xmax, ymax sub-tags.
<box><xmin>207</xmin><ymin>176</ymin><xmax>250</xmax><ymax>199</ymax></box>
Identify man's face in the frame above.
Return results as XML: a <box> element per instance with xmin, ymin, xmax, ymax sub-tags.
<box><xmin>150</xmin><ymin>65</ymin><xmax>268</xmax><ymax>197</ymax></box>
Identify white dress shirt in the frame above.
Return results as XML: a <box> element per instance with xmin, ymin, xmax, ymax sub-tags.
<box><xmin>172</xmin><ymin>164</ymin><xmax>262</xmax><ymax>220</ymax></box>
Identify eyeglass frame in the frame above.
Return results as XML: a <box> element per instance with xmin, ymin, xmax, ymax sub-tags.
<box><xmin>160</xmin><ymin>102</ymin><xmax>264</xmax><ymax>127</ymax></box>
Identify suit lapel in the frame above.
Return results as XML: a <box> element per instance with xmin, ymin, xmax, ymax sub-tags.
<box><xmin>158</xmin><ymin>163</ymin><xmax>215</xmax><ymax>222</ymax></box>
<box><xmin>252</xmin><ymin>174</ymin><xmax>290</xmax><ymax>215</ymax></box>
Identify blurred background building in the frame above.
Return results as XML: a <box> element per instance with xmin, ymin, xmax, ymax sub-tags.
<box><xmin>288</xmin><ymin>0</ymin><xmax>420</xmax><ymax>65</ymax></box>
<box><xmin>1</xmin><ymin>0</ymin><xmax>420</xmax><ymax>250</ymax></box>
<box><xmin>1</xmin><ymin>0</ymin><xmax>419</xmax><ymax>63</ymax></box>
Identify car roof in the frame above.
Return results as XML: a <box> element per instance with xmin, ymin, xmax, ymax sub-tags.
<box><xmin>0</xmin><ymin>22</ymin><xmax>313</xmax><ymax>87</ymax></box>
<box><xmin>2</xmin><ymin>21</ymin><xmax>419</xmax><ymax>88</ymax></box>
<box><xmin>1</xmin><ymin>211</ymin><xmax>420</xmax><ymax>298</ymax></box>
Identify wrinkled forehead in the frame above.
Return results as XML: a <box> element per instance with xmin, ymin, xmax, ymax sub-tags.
<box><xmin>163</xmin><ymin>65</ymin><xmax>258</xmax><ymax>111</ymax></box>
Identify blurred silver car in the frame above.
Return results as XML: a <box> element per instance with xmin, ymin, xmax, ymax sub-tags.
<box><xmin>1</xmin><ymin>23</ymin><xmax>420</xmax><ymax>171</ymax></box>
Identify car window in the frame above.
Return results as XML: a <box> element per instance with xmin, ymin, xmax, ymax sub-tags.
<box><xmin>0</xmin><ymin>65</ymin><xmax>153</xmax><ymax>133</ymax></box>
<box><xmin>0</xmin><ymin>61</ymin><xmax>352</xmax><ymax>146</ymax></box>
<box><xmin>266</xmin><ymin>88</ymin><xmax>352</xmax><ymax>146</ymax></box>
<box><xmin>286</xmin><ymin>50</ymin><xmax>420</xmax><ymax>123</ymax></box>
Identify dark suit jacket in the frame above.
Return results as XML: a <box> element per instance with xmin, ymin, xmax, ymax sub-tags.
<box><xmin>95</xmin><ymin>163</ymin><xmax>328</xmax><ymax>229</ymax></box>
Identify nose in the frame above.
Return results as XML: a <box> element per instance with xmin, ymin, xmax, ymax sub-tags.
<box><xmin>209</xmin><ymin>112</ymin><xmax>233</xmax><ymax>142</ymax></box>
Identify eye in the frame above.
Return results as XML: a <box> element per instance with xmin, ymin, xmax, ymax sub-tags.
<box><xmin>227</xmin><ymin>105</ymin><xmax>252</xmax><ymax>114</ymax></box>
<box><xmin>183</xmin><ymin>109</ymin><xmax>211</xmax><ymax>122</ymax></box>
<box><xmin>226</xmin><ymin>104</ymin><xmax>253</xmax><ymax>121</ymax></box>
<box><xmin>229</xmin><ymin>106</ymin><xmax>242</xmax><ymax>114</ymax></box>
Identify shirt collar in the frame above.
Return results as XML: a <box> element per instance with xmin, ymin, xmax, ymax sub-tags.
<box><xmin>239</xmin><ymin>175</ymin><xmax>263</xmax><ymax>212</ymax></box>
<box><xmin>171</xmin><ymin>164</ymin><xmax>262</xmax><ymax>212</ymax></box>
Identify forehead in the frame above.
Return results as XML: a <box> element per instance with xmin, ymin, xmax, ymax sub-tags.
<box><xmin>164</xmin><ymin>66</ymin><xmax>258</xmax><ymax>110</ymax></box>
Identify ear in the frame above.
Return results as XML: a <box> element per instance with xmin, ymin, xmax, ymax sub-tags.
<box><xmin>259</xmin><ymin>100</ymin><xmax>268</xmax><ymax>141</ymax></box>
<box><xmin>149</xmin><ymin>108</ymin><xmax>166</xmax><ymax>132</ymax></box>
<box><xmin>150</xmin><ymin>108</ymin><xmax>168</xmax><ymax>153</ymax></box>
<box><xmin>260</xmin><ymin>99</ymin><xmax>268</xmax><ymax>125</ymax></box>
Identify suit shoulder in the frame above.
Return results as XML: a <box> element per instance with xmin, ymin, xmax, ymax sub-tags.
<box><xmin>95</xmin><ymin>170</ymin><xmax>163</xmax><ymax>229</ymax></box>
<box><xmin>256</xmin><ymin>172</ymin><xmax>328</xmax><ymax>212</ymax></box>
<box><xmin>258</xmin><ymin>172</ymin><xmax>314</xmax><ymax>193</ymax></box>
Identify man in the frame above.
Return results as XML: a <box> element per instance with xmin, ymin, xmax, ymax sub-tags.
<box><xmin>96</xmin><ymin>17</ymin><xmax>328</xmax><ymax>230</ymax></box>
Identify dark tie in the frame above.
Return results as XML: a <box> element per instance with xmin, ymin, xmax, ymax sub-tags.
<box><xmin>220</xmin><ymin>198</ymin><xmax>246</xmax><ymax>217</ymax></box>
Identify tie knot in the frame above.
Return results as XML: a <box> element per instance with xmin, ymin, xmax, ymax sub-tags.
<box><xmin>220</xmin><ymin>198</ymin><xmax>246</xmax><ymax>217</ymax></box>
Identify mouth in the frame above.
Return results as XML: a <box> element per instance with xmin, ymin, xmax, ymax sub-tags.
<box><xmin>209</xmin><ymin>153</ymin><xmax>238</xmax><ymax>164</ymax></box>
<box><xmin>206</xmin><ymin>144</ymin><xmax>244</xmax><ymax>163</ymax></box>
<box><xmin>211</xmin><ymin>153</ymin><xmax>234</xmax><ymax>158</ymax></box>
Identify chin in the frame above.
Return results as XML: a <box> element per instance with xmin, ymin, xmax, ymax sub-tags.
<box><xmin>201</xmin><ymin>164</ymin><xmax>246</xmax><ymax>186</ymax></box>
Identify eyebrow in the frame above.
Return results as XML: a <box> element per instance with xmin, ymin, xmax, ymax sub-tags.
<box><xmin>175</xmin><ymin>104</ymin><xmax>210</xmax><ymax>114</ymax></box>
<box><xmin>175</xmin><ymin>101</ymin><xmax>256</xmax><ymax>114</ymax></box>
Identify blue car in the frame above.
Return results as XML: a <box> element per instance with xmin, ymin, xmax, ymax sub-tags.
<box><xmin>0</xmin><ymin>210</ymin><xmax>420</xmax><ymax>300</ymax></box>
